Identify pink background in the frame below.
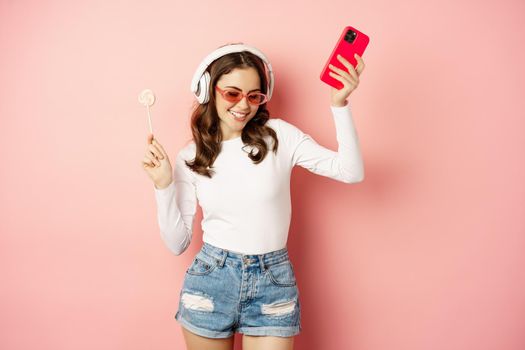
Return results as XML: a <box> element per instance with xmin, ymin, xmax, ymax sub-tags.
<box><xmin>1</xmin><ymin>0</ymin><xmax>524</xmax><ymax>349</ymax></box>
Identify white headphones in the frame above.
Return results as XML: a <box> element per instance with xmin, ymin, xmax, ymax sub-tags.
<box><xmin>190</xmin><ymin>43</ymin><xmax>275</xmax><ymax>104</ymax></box>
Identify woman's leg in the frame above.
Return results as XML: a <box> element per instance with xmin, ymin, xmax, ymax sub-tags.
<box><xmin>181</xmin><ymin>327</ymin><xmax>234</xmax><ymax>350</ymax></box>
<box><xmin>242</xmin><ymin>334</ymin><xmax>294</xmax><ymax>350</ymax></box>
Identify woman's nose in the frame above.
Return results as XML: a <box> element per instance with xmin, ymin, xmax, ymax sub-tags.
<box><xmin>236</xmin><ymin>96</ymin><xmax>250</xmax><ymax>109</ymax></box>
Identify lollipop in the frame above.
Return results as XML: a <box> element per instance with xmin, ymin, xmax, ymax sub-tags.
<box><xmin>138</xmin><ymin>89</ymin><xmax>156</xmax><ymax>134</ymax></box>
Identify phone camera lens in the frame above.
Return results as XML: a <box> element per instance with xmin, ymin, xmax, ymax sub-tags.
<box><xmin>344</xmin><ymin>30</ymin><xmax>357</xmax><ymax>44</ymax></box>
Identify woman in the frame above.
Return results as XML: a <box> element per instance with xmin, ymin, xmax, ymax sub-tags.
<box><xmin>142</xmin><ymin>43</ymin><xmax>365</xmax><ymax>350</ymax></box>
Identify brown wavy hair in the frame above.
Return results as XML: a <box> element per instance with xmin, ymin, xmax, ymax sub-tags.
<box><xmin>186</xmin><ymin>45</ymin><xmax>279</xmax><ymax>178</ymax></box>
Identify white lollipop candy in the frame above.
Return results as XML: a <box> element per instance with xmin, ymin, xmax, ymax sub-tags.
<box><xmin>138</xmin><ymin>89</ymin><xmax>156</xmax><ymax>134</ymax></box>
<box><xmin>139</xmin><ymin>89</ymin><xmax>155</xmax><ymax>106</ymax></box>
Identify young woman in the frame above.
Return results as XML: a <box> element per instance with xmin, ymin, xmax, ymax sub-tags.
<box><xmin>142</xmin><ymin>43</ymin><xmax>365</xmax><ymax>350</ymax></box>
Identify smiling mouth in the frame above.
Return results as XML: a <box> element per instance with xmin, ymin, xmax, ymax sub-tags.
<box><xmin>229</xmin><ymin>110</ymin><xmax>248</xmax><ymax>121</ymax></box>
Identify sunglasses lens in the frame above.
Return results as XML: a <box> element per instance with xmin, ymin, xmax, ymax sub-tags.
<box><xmin>247</xmin><ymin>93</ymin><xmax>267</xmax><ymax>105</ymax></box>
<box><xmin>223</xmin><ymin>90</ymin><xmax>241</xmax><ymax>102</ymax></box>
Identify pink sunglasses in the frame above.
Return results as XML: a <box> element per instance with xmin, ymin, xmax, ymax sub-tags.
<box><xmin>215</xmin><ymin>86</ymin><xmax>268</xmax><ymax>106</ymax></box>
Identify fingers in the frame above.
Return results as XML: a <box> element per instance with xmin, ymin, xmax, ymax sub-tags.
<box><xmin>331</xmin><ymin>53</ymin><xmax>366</xmax><ymax>78</ymax></box>
<box><xmin>328</xmin><ymin>66</ymin><xmax>357</xmax><ymax>87</ymax></box>
<box><xmin>333</xmin><ymin>54</ymin><xmax>359</xmax><ymax>80</ymax></box>
<box><xmin>149</xmin><ymin>144</ymin><xmax>164</xmax><ymax>160</ymax></box>
<box><xmin>142</xmin><ymin>155</ymin><xmax>159</xmax><ymax>168</ymax></box>
<box><xmin>143</xmin><ymin>134</ymin><xmax>169</xmax><ymax>170</ymax></box>
<box><xmin>329</xmin><ymin>54</ymin><xmax>365</xmax><ymax>91</ymax></box>
<box><xmin>328</xmin><ymin>66</ymin><xmax>356</xmax><ymax>88</ymax></box>
<box><xmin>145</xmin><ymin>134</ymin><xmax>167</xmax><ymax>160</ymax></box>
<box><xmin>354</xmin><ymin>54</ymin><xmax>366</xmax><ymax>75</ymax></box>
<box><xmin>328</xmin><ymin>67</ymin><xmax>355</xmax><ymax>90</ymax></box>
<box><xmin>328</xmin><ymin>71</ymin><xmax>351</xmax><ymax>89</ymax></box>
<box><xmin>152</xmin><ymin>139</ymin><xmax>168</xmax><ymax>159</ymax></box>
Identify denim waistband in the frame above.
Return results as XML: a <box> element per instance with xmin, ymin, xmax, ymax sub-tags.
<box><xmin>199</xmin><ymin>241</ymin><xmax>290</xmax><ymax>269</ymax></box>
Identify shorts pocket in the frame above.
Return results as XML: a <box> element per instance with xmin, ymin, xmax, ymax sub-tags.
<box><xmin>266</xmin><ymin>260</ymin><xmax>296</xmax><ymax>287</ymax></box>
<box><xmin>186</xmin><ymin>255</ymin><xmax>217</xmax><ymax>276</ymax></box>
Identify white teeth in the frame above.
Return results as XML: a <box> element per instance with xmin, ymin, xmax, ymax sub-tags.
<box><xmin>229</xmin><ymin>110</ymin><xmax>247</xmax><ymax>118</ymax></box>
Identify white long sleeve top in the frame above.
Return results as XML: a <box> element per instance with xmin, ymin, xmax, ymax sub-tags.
<box><xmin>154</xmin><ymin>103</ymin><xmax>364</xmax><ymax>255</ymax></box>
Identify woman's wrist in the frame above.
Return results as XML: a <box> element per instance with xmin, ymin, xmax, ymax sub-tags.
<box><xmin>155</xmin><ymin>179</ymin><xmax>173</xmax><ymax>190</ymax></box>
<box><xmin>331</xmin><ymin>99</ymin><xmax>348</xmax><ymax>108</ymax></box>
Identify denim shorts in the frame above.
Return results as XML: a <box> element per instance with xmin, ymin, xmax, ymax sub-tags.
<box><xmin>174</xmin><ymin>242</ymin><xmax>301</xmax><ymax>338</ymax></box>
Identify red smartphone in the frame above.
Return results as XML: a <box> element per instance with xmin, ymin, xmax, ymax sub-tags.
<box><xmin>320</xmin><ymin>26</ymin><xmax>370</xmax><ymax>90</ymax></box>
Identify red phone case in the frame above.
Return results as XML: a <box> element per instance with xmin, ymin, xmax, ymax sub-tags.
<box><xmin>320</xmin><ymin>26</ymin><xmax>370</xmax><ymax>90</ymax></box>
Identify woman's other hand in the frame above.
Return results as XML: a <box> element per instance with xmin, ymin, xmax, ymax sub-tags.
<box><xmin>142</xmin><ymin>134</ymin><xmax>173</xmax><ymax>189</ymax></box>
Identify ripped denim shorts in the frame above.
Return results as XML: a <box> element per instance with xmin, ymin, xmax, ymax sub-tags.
<box><xmin>175</xmin><ymin>241</ymin><xmax>301</xmax><ymax>338</ymax></box>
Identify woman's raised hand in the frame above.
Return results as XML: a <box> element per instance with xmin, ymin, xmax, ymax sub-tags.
<box><xmin>142</xmin><ymin>134</ymin><xmax>173</xmax><ymax>189</ymax></box>
<box><xmin>328</xmin><ymin>53</ymin><xmax>365</xmax><ymax>107</ymax></box>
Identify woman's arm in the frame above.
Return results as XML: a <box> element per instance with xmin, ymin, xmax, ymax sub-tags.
<box><xmin>278</xmin><ymin>103</ymin><xmax>364</xmax><ymax>183</ymax></box>
<box><xmin>154</xmin><ymin>150</ymin><xmax>197</xmax><ymax>255</ymax></box>
<box><xmin>278</xmin><ymin>52</ymin><xmax>366</xmax><ymax>183</ymax></box>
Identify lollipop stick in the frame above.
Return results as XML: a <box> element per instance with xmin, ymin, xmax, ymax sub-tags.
<box><xmin>147</xmin><ymin>105</ymin><xmax>153</xmax><ymax>134</ymax></box>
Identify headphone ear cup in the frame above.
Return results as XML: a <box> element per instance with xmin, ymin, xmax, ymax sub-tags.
<box><xmin>196</xmin><ymin>72</ymin><xmax>211</xmax><ymax>104</ymax></box>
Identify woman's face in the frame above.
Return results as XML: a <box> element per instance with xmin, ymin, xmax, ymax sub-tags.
<box><xmin>214</xmin><ymin>67</ymin><xmax>261</xmax><ymax>140</ymax></box>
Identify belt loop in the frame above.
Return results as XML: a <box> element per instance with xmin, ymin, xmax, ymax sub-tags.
<box><xmin>218</xmin><ymin>250</ymin><xmax>227</xmax><ymax>267</ymax></box>
<box><xmin>258</xmin><ymin>254</ymin><xmax>266</xmax><ymax>272</ymax></box>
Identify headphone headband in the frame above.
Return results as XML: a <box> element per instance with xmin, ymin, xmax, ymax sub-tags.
<box><xmin>190</xmin><ymin>43</ymin><xmax>274</xmax><ymax>104</ymax></box>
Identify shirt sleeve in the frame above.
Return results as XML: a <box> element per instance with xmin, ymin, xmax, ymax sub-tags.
<box><xmin>277</xmin><ymin>102</ymin><xmax>364</xmax><ymax>183</ymax></box>
<box><xmin>153</xmin><ymin>149</ymin><xmax>197</xmax><ymax>255</ymax></box>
